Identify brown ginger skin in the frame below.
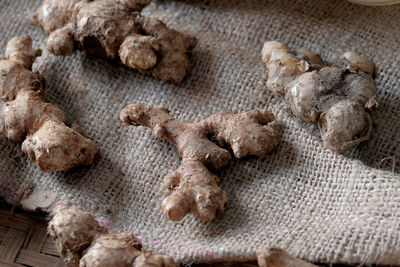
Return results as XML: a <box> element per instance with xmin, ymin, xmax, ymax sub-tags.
<box><xmin>0</xmin><ymin>35</ymin><xmax>99</xmax><ymax>171</ymax></box>
<box><xmin>256</xmin><ymin>246</ymin><xmax>317</xmax><ymax>267</ymax></box>
<box><xmin>262</xmin><ymin>41</ymin><xmax>377</xmax><ymax>153</ymax></box>
<box><xmin>120</xmin><ymin>104</ymin><xmax>280</xmax><ymax>222</ymax></box>
<box><xmin>48</xmin><ymin>204</ymin><xmax>178</xmax><ymax>267</ymax></box>
<box><xmin>32</xmin><ymin>0</ymin><xmax>197</xmax><ymax>83</ymax></box>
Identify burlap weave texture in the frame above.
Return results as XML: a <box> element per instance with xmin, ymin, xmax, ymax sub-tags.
<box><xmin>0</xmin><ymin>0</ymin><xmax>399</xmax><ymax>265</ymax></box>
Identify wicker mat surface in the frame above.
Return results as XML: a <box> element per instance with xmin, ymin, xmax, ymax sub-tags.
<box><xmin>0</xmin><ymin>204</ymin><xmax>65</xmax><ymax>267</ymax></box>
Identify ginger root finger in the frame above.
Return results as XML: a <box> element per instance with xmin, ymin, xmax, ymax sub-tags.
<box><xmin>32</xmin><ymin>0</ymin><xmax>197</xmax><ymax>83</ymax></box>
<box><xmin>47</xmin><ymin>23</ymin><xmax>76</xmax><ymax>55</ymax></box>
<box><xmin>262</xmin><ymin>41</ymin><xmax>377</xmax><ymax>153</ymax></box>
<box><xmin>161</xmin><ymin>160</ymin><xmax>229</xmax><ymax>222</ymax></box>
<box><xmin>49</xmin><ymin>205</ymin><xmax>178</xmax><ymax>267</ymax></box>
<box><xmin>133</xmin><ymin>253</ymin><xmax>178</xmax><ymax>267</ymax></box>
<box><xmin>120</xmin><ymin>104</ymin><xmax>280</xmax><ymax>222</ymax></box>
<box><xmin>0</xmin><ymin>35</ymin><xmax>98</xmax><ymax>171</ymax></box>
<box><xmin>256</xmin><ymin>246</ymin><xmax>317</xmax><ymax>267</ymax></box>
<box><xmin>119</xmin><ymin>34</ymin><xmax>159</xmax><ymax>70</ymax></box>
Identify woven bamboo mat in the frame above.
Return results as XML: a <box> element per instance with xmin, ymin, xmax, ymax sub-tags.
<box><xmin>0</xmin><ymin>204</ymin><xmax>65</xmax><ymax>267</ymax></box>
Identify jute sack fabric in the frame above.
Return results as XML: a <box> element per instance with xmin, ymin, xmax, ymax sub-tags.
<box><xmin>0</xmin><ymin>0</ymin><xmax>399</xmax><ymax>265</ymax></box>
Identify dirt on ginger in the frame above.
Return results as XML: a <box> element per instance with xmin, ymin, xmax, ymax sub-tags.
<box><xmin>48</xmin><ymin>204</ymin><xmax>178</xmax><ymax>267</ymax></box>
<box><xmin>32</xmin><ymin>0</ymin><xmax>197</xmax><ymax>83</ymax></box>
<box><xmin>0</xmin><ymin>35</ymin><xmax>99</xmax><ymax>171</ymax></box>
<box><xmin>120</xmin><ymin>104</ymin><xmax>281</xmax><ymax>222</ymax></box>
<box><xmin>262</xmin><ymin>41</ymin><xmax>378</xmax><ymax>153</ymax></box>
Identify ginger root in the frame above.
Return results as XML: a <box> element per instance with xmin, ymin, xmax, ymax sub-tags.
<box><xmin>48</xmin><ymin>205</ymin><xmax>178</xmax><ymax>267</ymax></box>
<box><xmin>0</xmin><ymin>35</ymin><xmax>99</xmax><ymax>171</ymax></box>
<box><xmin>262</xmin><ymin>41</ymin><xmax>377</xmax><ymax>153</ymax></box>
<box><xmin>120</xmin><ymin>104</ymin><xmax>280</xmax><ymax>222</ymax></box>
<box><xmin>256</xmin><ymin>246</ymin><xmax>317</xmax><ymax>267</ymax></box>
<box><xmin>32</xmin><ymin>0</ymin><xmax>197</xmax><ymax>83</ymax></box>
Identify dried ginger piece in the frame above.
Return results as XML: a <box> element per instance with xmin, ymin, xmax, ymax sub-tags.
<box><xmin>256</xmin><ymin>246</ymin><xmax>317</xmax><ymax>267</ymax></box>
<box><xmin>120</xmin><ymin>104</ymin><xmax>280</xmax><ymax>222</ymax></box>
<box><xmin>0</xmin><ymin>35</ymin><xmax>99</xmax><ymax>171</ymax></box>
<box><xmin>48</xmin><ymin>204</ymin><xmax>178</xmax><ymax>267</ymax></box>
<box><xmin>32</xmin><ymin>0</ymin><xmax>197</xmax><ymax>83</ymax></box>
<box><xmin>262</xmin><ymin>41</ymin><xmax>377</xmax><ymax>153</ymax></box>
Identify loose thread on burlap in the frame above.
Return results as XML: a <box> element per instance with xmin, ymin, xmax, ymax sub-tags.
<box><xmin>379</xmin><ymin>154</ymin><xmax>398</xmax><ymax>172</ymax></box>
<box><xmin>9</xmin><ymin>180</ymin><xmax>32</xmax><ymax>216</ymax></box>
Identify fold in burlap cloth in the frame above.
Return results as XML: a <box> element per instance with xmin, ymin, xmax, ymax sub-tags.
<box><xmin>0</xmin><ymin>0</ymin><xmax>399</xmax><ymax>265</ymax></box>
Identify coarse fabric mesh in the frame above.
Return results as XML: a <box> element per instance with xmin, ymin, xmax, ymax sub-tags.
<box><xmin>0</xmin><ymin>0</ymin><xmax>399</xmax><ymax>265</ymax></box>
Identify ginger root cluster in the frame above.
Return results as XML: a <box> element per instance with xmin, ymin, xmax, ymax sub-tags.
<box><xmin>32</xmin><ymin>0</ymin><xmax>197</xmax><ymax>83</ymax></box>
<box><xmin>262</xmin><ymin>41</ymin><xmax>377</xmax><ymax>153</ymax></box>
<box><xmin>120</xmin><ymin>104</ymin><xmax>280</xmax><ymax>222</ymax></box>
<box><xmin>49</xmin><ymin>205</ymin><xmax>178</xmax><ymax>267</ymax></box>
<box><xmin>0</xmin><ymin>35</ymin><xmax>99</xmax><ymax>171</ymax></box>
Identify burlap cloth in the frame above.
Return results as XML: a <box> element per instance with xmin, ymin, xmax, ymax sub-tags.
<box><xmin>0</xmin><ymin>0</ymin><xmax>399</xmax><ymax>265</ymax></box>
